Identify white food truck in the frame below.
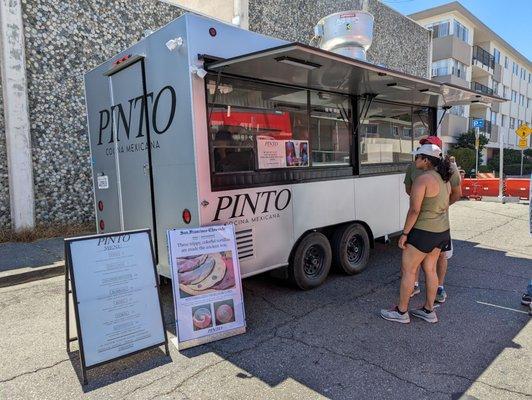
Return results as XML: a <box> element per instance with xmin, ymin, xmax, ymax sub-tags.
<box><xmin>84</xmin><ymin>12</ymin><xmax>503</xmax><ymax>289</ymax></box>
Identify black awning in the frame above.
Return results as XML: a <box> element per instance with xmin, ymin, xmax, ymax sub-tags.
<box><xmin>206</xmin><ymin>43</ymin><xmax>505</xmax><ymax>108</ymax></box>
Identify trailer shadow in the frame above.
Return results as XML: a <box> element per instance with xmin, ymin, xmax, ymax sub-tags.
<box><xmin>162</xmin><ymin>239</ymin><xmax>530</xmax><ymax>399</ymax></box>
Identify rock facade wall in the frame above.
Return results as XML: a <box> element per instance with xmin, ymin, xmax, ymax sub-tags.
<box><xmin>249</xmin><ymin>0</ymin><xmax>430</xmax><ymax>78</ymax></box>
<box><xmin>18</xmin><ymin>0</ymin><xmax>183</xmax><ymax>226</ymax></box>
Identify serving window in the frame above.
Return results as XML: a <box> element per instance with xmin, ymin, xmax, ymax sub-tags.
<box><xmin>206</xmin><ymin>75</ymin><xmax>353</xmax><ymax>190</ymax></box>
<box><xmin>359</xmin><ymin>101</ymin><xmax>433</xmax><ymax>175</ymax></box>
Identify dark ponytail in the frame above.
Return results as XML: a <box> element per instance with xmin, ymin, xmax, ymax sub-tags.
<box><xmin>424</xmin><ymin>154</ymin><xmax>452</xmax><ymax>182</ymax></box>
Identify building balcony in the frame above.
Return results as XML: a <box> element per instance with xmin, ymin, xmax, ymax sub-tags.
<box><xmin>431</xmin><ymin>74</ymin><xmax>469</xmax><ymax>88</ymax></box>
<box><xmin>441</xmin><ymin>114</ymin><xmax>468</xmax><ymax>139</ymax></box>
<box><xmin>471</xmin><ymin>45</ymin><xmax>494</xmax><ymax>75</ymax></box>
<box><xmin>471</xmin><ymin>81</ymin><xmax>493</xmax><ymax>95</ymax></box>
<box><xmin>432</xmin><ymin>35</ymin><xmax>472</xmax><ymax>66</ymax></box>
<box><xmin>468</xmin><ymin>117</ymin><xmax>492</xmax><ymax>137</ymax></box>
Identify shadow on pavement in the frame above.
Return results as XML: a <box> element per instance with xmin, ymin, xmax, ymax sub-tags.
<box><xmin>164</xmin><ymin>239</ymin><xmax>530</xmax><ymax>399</ymax></box>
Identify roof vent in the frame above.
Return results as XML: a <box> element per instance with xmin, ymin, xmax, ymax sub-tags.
<box><xmin>310</xmin><ymin>10</ymin><xmax>374</xmax><ymax>61</ymax></box>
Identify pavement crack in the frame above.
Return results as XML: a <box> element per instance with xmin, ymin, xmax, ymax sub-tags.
<box><xmin>147</xmin><ymin>360</ymin><xmax>225</xmax><ymax>400</ymax></box>
<box><xmin>427</xmin><ymin>371</ymin><xmax>531</xmax><ymax>397</ymax></box>
<box><xmin>120</xmin><ymin>372</ymin><xmax>173</xmax><ymax>399</ymax></box>
<box><xmin>276</xmin><ymin>333</ymin><xmax>451</xmax><ymax>396</ymax></box>
<box><xmin>0</xmin><ymin>359</ymin><xmax>69</xmax><ymax>383</ymax></box>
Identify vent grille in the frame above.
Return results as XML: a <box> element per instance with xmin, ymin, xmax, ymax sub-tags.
<box><xmin>235</xmin><ymin>228</ymin><xmax>254</xmax><ymax>260</ymax></box>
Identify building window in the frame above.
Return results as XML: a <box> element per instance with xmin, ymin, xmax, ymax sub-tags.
<box><xmin>512</xmin><ymin>62</ymin><xmax>519</xmax><ymax>75</ymax></box>
<box><xmin>501</xmin><ymin>115</ymin><xmax>506</xmax><ymax>127</ymax></box>
<box><xmin>518</xmin><ymin>119</ymin><xmax>522</xmax><ymax>127</ymax></box>
<box><xmin>431</xmin><ymin>59</ymin><xmax>450</xmax><ymax>77</ymax></box>
<box><xmin>360</xmin><ymin>102</ymin><xmax>414</xmax><ymax>165</ymax></box>
<box><xmin>522</xmin><ymin>68</ymin><xmax>527</xmax><ymax>81</ymax></box>
<box><xmin>426</xmin><ymin>20</ymin><xmax>450</xmax><ymax>38</ymax></box>
<box><xmin>510</xmin><ymin>117</ymin><xmax>515</xmax><ymax>129</ymax></box>
<box><xmin>492</xmin><ymin>80</ymin><xmax>499</xmax><ymax>94</ymax></box>
<box><xmin>490</xmin><ymin>111</ymin><xmax>498</xmax><ymax>125</ymax></box>
<box><xmin>493</xmin><ymin>48</ymin><xmax>500</xmax><ymax>64</ymax></box>
<box><xmin>431</xmin><ymin>59</ymin><xmax>467</xmax><ymax>78</ymax></box>
<box><xmin>450</xmin><ymin>105</ymin><xmax>465</xmax><ymax>117</ymax></box>
<box><xmin>503</xmin><ymin>86</ymin><xmax>509</xmax><ymax>99</ymax></box>
<box><xmin>528</xmin><ymin>98</ymin><xmax>531</xmax><ymax>108</ymax></box>
<box><xmin>504</xmin><ymin>56</ymin><xmax>509</xmax><ymax>68</ymax></box>
<box><xmin>519</xmin><ymin>94</ymin><xmax>525</xmax><ymax>106</ymax></box>
<box><xmin>529</xmin><ymin>72</ymin><xmax>532</xmax><ymax>83</ymax></box>
<box><xmin>453</xmin><ymin>20</ymin><xmax>469</xmax><ymax>42</ymax></box>
<box><xmin>452</xmin><ymin>59</ymin><xmax>467</xmax><ymax>78</ymax></box>
<box><xmin>512</xmin><ymin>90</ymin><xmax>517</xmax><ymax>103</ymax></box>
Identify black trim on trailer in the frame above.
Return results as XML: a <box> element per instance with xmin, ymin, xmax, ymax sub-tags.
<box><xmin>139</xmin><ymin>59</ymin><xmax>160</xmax><ymax>264</ymax></box>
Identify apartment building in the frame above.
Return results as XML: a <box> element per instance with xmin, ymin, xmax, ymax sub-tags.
<box><xmin>409</xmin><ymin>1</ymin><xmax>532</xmax><ymax>161</ymax></box>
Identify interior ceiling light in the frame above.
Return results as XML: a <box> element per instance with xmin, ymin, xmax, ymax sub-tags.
<box><xmin>275</xmin><ymin>56</ymin><xmax>321</xmax><ymax>70</ymax></box>
<box><xmin>419</xmin><ymin>89</ymin><xmax>441</xmax><ymax>96</ymax></box>
<box><xmin>387</xmin><ymin>83</ymin><xmax>411</xmax><ymax>91</ymax></box>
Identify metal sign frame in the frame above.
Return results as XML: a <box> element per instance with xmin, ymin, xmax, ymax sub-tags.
<box><xmin>65</xmin><ymin>229</ymin><xmax>169</xmax><ymax>385</ymax></box>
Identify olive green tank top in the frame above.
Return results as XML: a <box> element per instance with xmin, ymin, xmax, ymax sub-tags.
<box><xmin>413</xmin><ymin>170</ymin><xmax>450</xmax><ymax>233</ymax></box>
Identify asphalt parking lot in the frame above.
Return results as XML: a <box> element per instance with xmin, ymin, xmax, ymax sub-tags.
<box><xmin>0</xmin><ymin>200</ymin><xmax>531</xmax><ymax>400</ymax></box>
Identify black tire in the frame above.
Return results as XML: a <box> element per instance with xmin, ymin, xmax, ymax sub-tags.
<box><xmin>332</xmin><ymin>223</ymin><xmax>370</xmax><ymax>275</ymax></box>
<box><xmin>289</xmin><ymin>232</ymin><xmax>332</xmax><ymax>290</ymax></box>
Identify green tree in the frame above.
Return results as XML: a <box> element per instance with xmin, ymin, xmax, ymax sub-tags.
<box><xmin>448</xmin><ymin>147</ymin><xmax>476</xmax><ymax>176</ymax></box>
<box><xmin>453</xmin><ymin>129</ymin><xmax>489</xmax><ymax>152</ymax></box>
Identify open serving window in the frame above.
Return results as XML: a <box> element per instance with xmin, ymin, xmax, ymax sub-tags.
<box><xmin>204</xmin><ymin>43</ymin><xmax>505</xmax><ymax>189</ymax></box>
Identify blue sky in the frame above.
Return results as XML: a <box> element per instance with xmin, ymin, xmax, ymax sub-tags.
<box><xmin>382</xmin><ymin>0</ymin><xmax>532</xmax><ymax>60</ymax></box>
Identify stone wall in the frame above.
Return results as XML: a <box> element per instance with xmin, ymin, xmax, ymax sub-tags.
<box><xmin>0</xmin><ymin>64</ymin><xmax>9</xmax><ymax>229</ymax></box>
<box><xmin>249</xmin><ymin>0</ymin><xmax>430</xmax><ymax>78</ymax></box>
<box><xmin>19</xmin><ymin>0</ymin><xmax>184</xmax><ymax>226</ymax></box>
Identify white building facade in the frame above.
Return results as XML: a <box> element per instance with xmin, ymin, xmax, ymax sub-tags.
<box><xmin>409</xmin><ymin>1</ymin><xmax>532</xmax><ymax>161</ymax></box>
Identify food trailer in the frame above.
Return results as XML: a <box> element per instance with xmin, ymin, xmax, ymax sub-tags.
<box><xmin>84</xmin><ymin>12</ymin><xmax>503</xmax><ymax>289</ymax></box>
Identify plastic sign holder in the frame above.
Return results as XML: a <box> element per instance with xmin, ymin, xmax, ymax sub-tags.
<box><xmin>65</xmin><ymin>229</ymin><xmax>169</xmax><ymax>385</ymax></box>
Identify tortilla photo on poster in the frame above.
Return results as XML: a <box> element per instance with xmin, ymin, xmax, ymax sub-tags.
<box><xmin>176</xmin><ymin>251</ymin><xmax>236</xmax><ymax>298</ymax></box>
<box><xmin>214</xmin><ymin>299</ymin><xmax>236</xmax><ymax>326</ymax></box>
<box><xmin>191</xmin><ymin>304</ymin><xmax>213</xmax><ymax>331</ymax></box>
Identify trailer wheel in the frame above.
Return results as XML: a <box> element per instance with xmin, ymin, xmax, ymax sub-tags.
<box><xmin>332</xmin><ymin>223</ymin><xmax>370</xmax><ymax>275</ymax></box>
<box><xmin>290</xmin><ymin>232</ymin><xmax>332</xmax><ymax>290</ymax></box>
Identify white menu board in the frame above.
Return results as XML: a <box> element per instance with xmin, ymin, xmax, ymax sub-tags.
<box><xmin>67</xmin><ymin>230</ymin><xmax>166</xmax><ymax>367</ymax></box>
<box><xmin>167</xmin><ymin>224</ymin><xmax>246</xmax><ymax>349</ymax></box>
<box><xmin>257</xmin><ymin>136</ymin><xmax>309</xmax><ymax>169</ymax></box>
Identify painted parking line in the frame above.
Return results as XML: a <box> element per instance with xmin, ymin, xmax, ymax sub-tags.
<box><xmin>476</xmin><ymin>301</ymin><xmax>529</xmax><ymax>315</ymax></box>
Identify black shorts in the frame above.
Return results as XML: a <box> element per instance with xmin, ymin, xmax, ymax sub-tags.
<box><xmin>406</xmin><ymin>228</ymin><xmax>451</xmax><ymax>254</ymax></box>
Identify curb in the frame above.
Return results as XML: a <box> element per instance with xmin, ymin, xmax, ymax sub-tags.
<box><xmin>0</xmin><ymin>262</ymin><xmax>64</xmax><ymax>288</ymax></box>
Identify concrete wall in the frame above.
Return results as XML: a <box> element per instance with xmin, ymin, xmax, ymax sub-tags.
<box><xmin>249</xmin><ymin>0</ymin><xmax>431</xmax><ymax>78</ymax></box>
<box><xmin>14</xmin><ymin>0</ymin><xmax>184</xmax><ymax>227</ymax></box>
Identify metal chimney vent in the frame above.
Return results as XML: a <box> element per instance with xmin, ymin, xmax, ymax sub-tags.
<box><xmin>310</xmin><ymin>10</ymin><xmax>374</xmax><ymax>61</ymax></box>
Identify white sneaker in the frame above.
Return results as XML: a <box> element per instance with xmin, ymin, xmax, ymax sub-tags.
<box><xmin>380</xmin><ymin>307</ymin><xmax>410</xmax><ymax>324</ymax></box>
<box><xmin>410</xmin><ymin>308</ymin><xmax>438</xmax><ymax>323</ymax></box>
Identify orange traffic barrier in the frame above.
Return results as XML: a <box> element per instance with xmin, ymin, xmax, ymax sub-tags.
<box><xmin>505</xmin><ymin>178</ymin><xmax>530</xmax><ymax>200</ymax></box>
<box><xmin>461</xmin><ymin>178</ymin><xmax>483</xmax><ymax>200</ymax></box>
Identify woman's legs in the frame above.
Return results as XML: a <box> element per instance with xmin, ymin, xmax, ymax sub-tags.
<box><xmin>421</xmin><ymin>247</ymin><xmax>442</xmax><ymax>310</ymax></box>
<box><xmin>398</xmin><ymin>245</ymin><xmax>426</xmax><ymax>312</ymax></box>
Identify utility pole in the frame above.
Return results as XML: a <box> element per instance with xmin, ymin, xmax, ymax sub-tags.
<box><xmin>475</xmin><ymin>127</ymin><xmax>480</xmax><ymax>178</ymax></box>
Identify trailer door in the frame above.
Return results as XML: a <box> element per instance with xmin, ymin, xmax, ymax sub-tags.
<box><xmin>107</xmin><ymin>58</ymin><xmax>158</xmax><ymax>252</ymax></box>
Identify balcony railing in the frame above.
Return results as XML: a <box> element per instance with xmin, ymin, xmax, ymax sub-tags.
<box><xmin>471</xmin><ymin>81</ymin><xmax>493</xmax><ymax>95</ymax></box>
<box><xmin>468</xmin><ymin>118</ymin><xmax>492</xmax><ymax>136</ymax></box>
<box><xmin>472</xmin><ymin>45</ymin><xmax>495</xmax><ymax>70</ymax></box>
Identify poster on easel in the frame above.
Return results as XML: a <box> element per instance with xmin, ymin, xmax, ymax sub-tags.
<box><xmin>167</xmin><ymin>224</ymin><xmax>246</xmax><ymax>350</ymax></box>
<box><xmin>65</xmin><ymin>229</ymin><xmax>168</xmax><ymax>384</ymax></box>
